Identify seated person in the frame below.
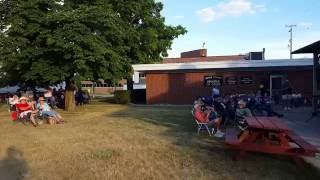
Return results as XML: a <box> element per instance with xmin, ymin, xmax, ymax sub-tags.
<box><xmin>212</xmin><ymin>97</ymin><xmax>227</xmax><ymax>127</ymax></box>
<box><xmin>27</xmin><ymin>94</ymin><xmax>37</xmax><ymax>110</ymax></box>
<box><xmin>236</xmin><ymin>100</ymin><xmax>252</xmax><ymax>142</ymax></box>
<box><xmin>9</xmin><ymin>94</ymin><xmax>19</xmax><ymax>109</ymax></box>
<box><xmin>37</xmin><ymin>97</ymin><xmax>64</xmax><ymax>124</ymax></box>
<box><xmin>236</xmin><ymin>100</ymin><xmax>253</xmax><ymax>118</ymax></box>
<box><xmin>16</xmin><ymin>97</ymin><xmax>38</xmax><ymax>127</ymax></box>
<box><xmin>8</xmin><ymin>94</ymin><xmax>19</xmax><ymax>121</ymax></box>
<box><xmin>193</xmin><ymin>102</ymin><xmax>224</xmax><ymax>138</ymax></box>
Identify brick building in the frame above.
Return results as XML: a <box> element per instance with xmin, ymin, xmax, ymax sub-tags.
<box><xmin>132</xmin><ymin>49</ymin><xmax>313</xmax><ymax>104</ymax></box>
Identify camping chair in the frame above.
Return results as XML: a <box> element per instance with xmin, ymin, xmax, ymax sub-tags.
<box><xmin>16</xmin><ymin>111</ymin><xmax>30</xmax><ymax>125</ymax></box>
<box><xmin>16</xmin><ymin>110</ymin><xmax>43</xmax><ymax>126</ymax></box>
<box><xmin>191</xmin><ymin>109</ymin><xmax>214</xmax><ymax>136</ymax></box>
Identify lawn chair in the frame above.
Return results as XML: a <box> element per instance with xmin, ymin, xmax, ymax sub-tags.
<box><xmin>16</xmin><ymin>110</ymin><xmax>44</xmax><ymax>126</ymax></box>
<box><xmin>191</xmin><ymin>109</ymin><xmax>214</xmax><ymax>136</ymax></box>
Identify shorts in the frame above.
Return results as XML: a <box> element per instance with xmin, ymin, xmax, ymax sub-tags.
<box><xmin>19</xmin><ymin>111</ymin><xmax>32</xmax><ymax>119</ymax></box>
<box><xmin>237</xmin><ymin>119</ymin><xmax>248</xmax><ymax>131</ymax></box>
<box><xmin>42</xmin><ymin>111</ymin><xmax>58</xmax><ymax>117</ymax></box>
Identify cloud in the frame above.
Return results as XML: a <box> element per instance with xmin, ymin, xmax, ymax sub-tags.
<box><xmin>298</xmin><ymin>22</ymin><xmax>313</xmax><ymax>29</ymax></box>
<box><xmin>196</xmin><ymin>8</ymin><xmax>217</xmax><ymax>22</ymax></box>
<box><xmin>196</xmin><ymin>0</ymin><xmax>266</xmax><ymax>23</ymax></box>
<box><xmin>173</xmin><ymin>15</ymin><xmax>185</xmax><ymax>20</ymax></box>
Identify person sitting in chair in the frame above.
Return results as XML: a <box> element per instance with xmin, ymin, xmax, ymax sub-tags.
<box><xmin>16</xmin><ymin>97</ymin><xmax>38</xmax><ymax>127</ymax></box>
<box><xmin>193</xmin><ymin>101</ymin><xmax>224</xmax><ymax>138</ymax></box>
<box><xmin>37</xmin><ymin>97</ymin><xmax>64</xmax><ymax>124</ymax></box>
<box><xmin>8</xmin><ymin>94</ymin><xmax>19</xmax><ymax>121</ymax></box>
<box><xmin>236</xmin><ymin>100</ymin><xmax>252</xmax><ymax>142</ymax></box>
<box><xmin>236</xmin><ymin>100</ymin><xmax>252</xmax><ymax>118</ymax></box>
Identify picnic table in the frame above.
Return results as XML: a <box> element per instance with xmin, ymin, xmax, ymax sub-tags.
<box><xmin>225</xmin><ymin>116</ymin><xmax>319</xmax><ymax>159</ymax></box>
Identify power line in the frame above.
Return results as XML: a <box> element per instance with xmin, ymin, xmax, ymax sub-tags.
<box><xmin>285</xmin><ymin>24</ymin><xmax>297</xmax><ymax>59</ymax></box>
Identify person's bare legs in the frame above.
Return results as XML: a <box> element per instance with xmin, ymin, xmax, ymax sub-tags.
<box><xmin>214</xmin><ymin>118</ymin><xmax>222</xmax><ymax>131</ymax></box>
<box><xmin>56</xmin><ymin>114</ymin><xmax>64</xmax><ymax>122</ymax></box>
<box><xmin>207</xmin><ymin>118</ymin><xmax>222</xmax><ymax>131</ymax></box>
<box><xmin>238</xmin><ymin>130</ymin><xmax>250</xmax><ymax>142</ymax></box>
<box><xmin>54</xmin><ymin>116</ymin><xmax>62</xmax><ymax>124</ymax></box>
<box><xmin>29</xmin><ymin>114</ymin><xmax>37</xmax><ymax>127</ymax></box>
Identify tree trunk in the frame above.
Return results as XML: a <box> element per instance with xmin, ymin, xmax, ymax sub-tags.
<box><xmin>64</xmin><ymin>80</ymin><xmax>76</xmax><ymax>111</ymax></box>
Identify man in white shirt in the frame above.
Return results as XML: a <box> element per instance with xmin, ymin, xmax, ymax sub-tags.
<box><xmin>212</xmin><ymin>86</ymin><xmax>220</xmax><ymax>99</ymax></box>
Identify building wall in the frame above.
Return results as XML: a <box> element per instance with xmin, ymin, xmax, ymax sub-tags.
<box><xmin>146</xmin><ymin>69</ymin><xmax>312</xmax><ymax>104</ymax></box>
<box><xmin>82</xmin><ymin>87</ymin><xmax>124</xmax><ymax>95</ymax></box>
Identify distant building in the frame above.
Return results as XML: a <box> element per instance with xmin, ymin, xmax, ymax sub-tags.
<box><xmin>163</xmin><ymin>49</ymin><xmax>247</xmax><ymax>63</ymax></box>
<box><xmin>81</xmin><ymin>79</ymin><xmax>127</xmax><ymax>95</ymax></box>
<box><xmin>132</xmin><ymin>49</ymin><xmax>312</xmax><ymax>104</ymax></box>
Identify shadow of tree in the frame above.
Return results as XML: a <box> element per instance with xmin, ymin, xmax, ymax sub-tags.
<box><xmin>109</xmin><ymin>105</ymin><xmax>320</xmax><ymax>179</ymax></box>
<box><xmin>0</xmin><ymin>146</ymin><xmax>29</xmax><ymax>180</ymax></box>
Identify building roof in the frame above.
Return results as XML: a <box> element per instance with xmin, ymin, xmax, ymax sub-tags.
<box><xmin>163</xmin><ymin>55</ymin><xmax>246</xmax><ymax>63</ymax></box>
<box><xmin>133</xmin><ymin>58</ymin><xmax>313</xmax><ymax>72</ymax></box>
<box><xmin>292</xmin><ymin>40</ymin><xmax>320</xmax><ymax>54</ymax></box>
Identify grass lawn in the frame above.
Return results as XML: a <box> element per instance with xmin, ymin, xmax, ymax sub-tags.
<box><xmin>0</xmin><ymin>101</ymin><xmax>319</xmax><ymax>180</ymax></box>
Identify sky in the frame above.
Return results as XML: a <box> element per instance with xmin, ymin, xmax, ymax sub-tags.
<box><xmin>159</xmin><ymin>0</ymin><xmax>320</xmax><ymax>59</ymax></box>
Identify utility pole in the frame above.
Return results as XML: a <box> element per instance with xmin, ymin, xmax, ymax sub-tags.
<box><xmin>285</xmin><ymin>24</ymin><xmax>297</xmax><ymax>59</ymax></box>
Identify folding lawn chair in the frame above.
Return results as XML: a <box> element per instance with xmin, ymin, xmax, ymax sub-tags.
<box><xmin>191</xmin><ymin>109</ymin><xmax>214</xmax><ymax>136</ymax></box>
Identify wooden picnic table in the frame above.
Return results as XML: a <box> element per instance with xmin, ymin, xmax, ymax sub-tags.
<box><xmin>225</xmin><ymin>116</ymin><xmax>319</xmax><ymax>159</ymax></box>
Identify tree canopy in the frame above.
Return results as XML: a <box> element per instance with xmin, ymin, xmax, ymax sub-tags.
<box><xmin>0</xmin><ymin>0</ymin><xmax>186</xmax><ymax>87</ymax></box>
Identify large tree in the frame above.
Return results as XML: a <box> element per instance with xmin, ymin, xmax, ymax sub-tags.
<box><xmin>0</xmin><ymin>0</ymin><xmax>186</xmax><ymax>110</ymax></box>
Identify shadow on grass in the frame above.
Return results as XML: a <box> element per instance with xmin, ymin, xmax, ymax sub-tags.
<box><xmin>0</xmin><ymin>146</ymin><xmax>29</xmax><ymax>180</ymax></box>
<box><xmin>109</xmin><ymin>105</ymin><xmax>320</xmax><ymax>179</ymax></box>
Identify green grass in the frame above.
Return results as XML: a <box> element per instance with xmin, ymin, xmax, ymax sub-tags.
<box><xmin>0</xmin><ymin>102</ymin><xmax>319</xmax><ymax>180</ymax></box>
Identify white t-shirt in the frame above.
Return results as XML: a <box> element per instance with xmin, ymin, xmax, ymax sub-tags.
<box><xmin>9</xmin><ymin>98</ymin><xmax>19</xmax><ymax>105</ymax></box>
<box><xmin>212</xmin><ymin>87</ymin><xmax>220</xmax><ymax>97</ymax></box>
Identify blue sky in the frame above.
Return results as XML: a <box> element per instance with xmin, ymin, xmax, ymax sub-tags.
<box><xmin>159</xmin><ymin>0</ymin><xmax>320</xmax><ymax>59</ymax></box>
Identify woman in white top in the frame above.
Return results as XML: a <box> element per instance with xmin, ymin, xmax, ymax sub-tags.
<box><xmin>8</xmin><ymin>94</ymin><xmax>19</xmax><ymax>111</ymax></box>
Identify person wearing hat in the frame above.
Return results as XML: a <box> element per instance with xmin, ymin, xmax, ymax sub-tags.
<box><xmin>193</xmin><ymin>100</ymin><xmax>224</xmax><ymax>138</ymax></box>
<box><xmin>37</xmin><ymin>97</ymin><xmax>64</xmax><ymax>124</ymax></box>
<box><xmin>16</xmin><ymin>96</ymin><xmax>38</xmax><ymax>127</ymax></box>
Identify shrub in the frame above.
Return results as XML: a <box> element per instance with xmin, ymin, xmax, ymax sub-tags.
<box><xmin>114</xmin><ymin>90</ymin><xmax>131</xmax><ymax>104</ymax></box>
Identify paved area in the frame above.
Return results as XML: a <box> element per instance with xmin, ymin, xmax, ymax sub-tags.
<box><xmin>279</xmin><ymin>107</ymin><xmax>320</xmax><ymax>168</ymax></box>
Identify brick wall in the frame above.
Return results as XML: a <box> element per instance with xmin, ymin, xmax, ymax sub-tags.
<box><xmin>181</xmin><ymin>49</ymin><xmax>207</xmax><ymax>58</ymax></box>
<box><xmin>146</xmin><ymin>69</ymin><xmax>312</xmax><ymax>104</ymax></box>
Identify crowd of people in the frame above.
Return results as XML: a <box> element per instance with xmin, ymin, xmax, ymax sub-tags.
<box><xmin>8</xmin><ymin>92</ymin><xmax>65</xmax><ymax>127</ymax></box>
<box><xmin>193</xmin><ymin>94</ymin><xmax>255</xmax><ymax>138</ymax></box>
<box><xmin>191</xmin><ymin>83</ymin><xmax>299</xmax><ymax>138</ymax></box>
<box><xmin>3</xmin><ymin>84</ymin><xmax>95</xmax><ymax>127</ymax></box>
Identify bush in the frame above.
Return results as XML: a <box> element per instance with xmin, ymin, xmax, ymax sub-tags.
<box><xmin>114</xmin><ymin>90</ymin><xmax>131</xmax><ymax>104</ymax></box>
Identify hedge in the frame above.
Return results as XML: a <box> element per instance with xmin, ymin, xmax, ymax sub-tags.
<box><xmin>114</xmin><ymin>90</ymin><xmax>131</xmax><ymax>104</ymax></box>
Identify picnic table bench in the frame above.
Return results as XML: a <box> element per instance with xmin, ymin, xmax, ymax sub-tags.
<box><xmin>225</xmin><ymin>116</ymin><xmax>319</xmax><ymax>159</ymax></box>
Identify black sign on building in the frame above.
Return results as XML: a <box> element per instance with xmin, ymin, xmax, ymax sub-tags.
<box><xmin>204</xmin><ymin>76</ymin><xmax>223</xmax><ymax>87</ymax></box>
<box><xmin>240</xmin><ymin>76</ymin><xmax>254</xmax><ymax>84</ymax></box>
<box><xmin>225</xmin><ymin>77</ymin><xmax>238</xmax><ymax>85</ymax></box>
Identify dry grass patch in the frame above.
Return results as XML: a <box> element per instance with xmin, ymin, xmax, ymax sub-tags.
<box><xmin>0</xmin><ymin>103</ymin><xmax>319</xmax><ymax>180</ymax></box>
